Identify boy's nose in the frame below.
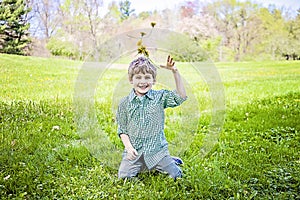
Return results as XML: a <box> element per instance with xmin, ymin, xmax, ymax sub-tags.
<box><xmin>140</xmin><ymin>78</ymin><xmax>146</xmax><ymax>83</ymax></box>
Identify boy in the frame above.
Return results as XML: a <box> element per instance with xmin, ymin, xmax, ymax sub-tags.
<box><xmin>116</xmin><ymin>55</ymin><xmax>187</xmax><ymax>180</ymax></box>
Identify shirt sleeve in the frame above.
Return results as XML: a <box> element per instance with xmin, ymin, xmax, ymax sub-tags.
<box><xmin>116</xmin><ymin>97</ymin><xmax>128</xmax><ymax>137</ymax></box>
<box><xmin>162</xmin><ymin>89</ymin><xmax>187</xmax><ymax>108</ymax></box>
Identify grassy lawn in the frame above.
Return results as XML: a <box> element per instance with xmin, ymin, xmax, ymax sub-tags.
<box><xmin>0</xmin><ymin>53</ymin><xmax>299</xmax><ymax>199</ymax></box>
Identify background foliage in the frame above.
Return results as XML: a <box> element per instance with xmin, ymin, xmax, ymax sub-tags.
<box><xmin>1</xmin><ymin>0</ymin><xmax>300</xmax><ymax>61</ymax></box>
<box><xmin>0</xmin><ymin>0</ymin><xmax>31</xmax><ymax>55</ymax></box>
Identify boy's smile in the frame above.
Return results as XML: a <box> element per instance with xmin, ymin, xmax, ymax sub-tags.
<box><xmin>130</xmin><ymin>73</ymin><xmax>155</xmax><ymax>96</ymax></box>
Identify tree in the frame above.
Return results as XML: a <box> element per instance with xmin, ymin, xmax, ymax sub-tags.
<box><xmin>180</xmin><ymin>0</ymin><xmax>200</xmax><ymax>18</ymax></box>
<box><xmin>105</xmin><ymin>1</ymin><xmax>121</xmax><ymax>22</ymax></box>
<box><xmin>257</xmin><ymin>7</ymin><xmax>289</xmax><ymax>60</ymax></box>
<box><xmin>119</xmin><ymin>0</ymin><xmax>135</xmax><ymax>21</ymax></box>
<box><xmin>161</xmin><ymin>33</ymin><xmax>207</xmax><ymax>62</ymax></box>
<box><xmin>177</xmin><ymin>10</ymin><xmax>221</xmax><ymax>61</ymax></box>
<box><xmin>82</xmin><ymin>0</ymin><xmax>103</xmax><ymax>57</ymax></box>
<box><xmin>0</xmin><ymin>0</ymin><xmax>31</xmax><ymax>55</ymax></box>
<box><xmin>206</xmin><ymin>0</ymin><xmax>263</xmax><ymax>61</ymax></box>
<box><xmin>44</xmin><ymin>0</ymin><xmax>104</xmax><ymax>60</ymax></box>
<box><xmin>29</xmin><ymin>0</ymin><xmax>62</xmax><ymax>39</ymax></box>
<box><xmin>283</xmin><ymin>9</ymin><xmax>300</xmax><ymax>60</ymax></box>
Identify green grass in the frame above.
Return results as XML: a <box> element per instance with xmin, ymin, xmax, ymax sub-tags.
<box><xmin>0</xmin><ymin>53</ymin><xmax>299</xmax><ymax>199</ymax></box>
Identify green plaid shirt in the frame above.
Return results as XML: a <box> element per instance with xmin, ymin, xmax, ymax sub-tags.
<box><xmin>117</xmin><ymin>89</ymin><xmax>186</xmax><ymax>169</ymax></box>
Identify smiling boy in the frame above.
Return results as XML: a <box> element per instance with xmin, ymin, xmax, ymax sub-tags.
<box><xmin>116</xmin><ymin>55</ymin><xmax>187</xmax><ymax>180</ymax></box>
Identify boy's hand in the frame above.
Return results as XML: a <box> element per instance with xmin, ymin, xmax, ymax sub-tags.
<box><xmin>120</xmin><ymin>134</ymin><xmax>138</xmax><ymax>160</ymax></box>
<box><xmin>160</xmin><ymin>55</ymin><xmax>178</xmax><ymax>73</ymax></box>
<box><xmin>126</xmin><ymin>147</ymin><xmax>138</xmax><ymax>160</ymax></box>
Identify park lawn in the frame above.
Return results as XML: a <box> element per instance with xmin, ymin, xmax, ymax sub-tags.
<box><xmin>0</xmin><ymin>53</ymin><xmax>299</xmax><ymax>199</ymax></box>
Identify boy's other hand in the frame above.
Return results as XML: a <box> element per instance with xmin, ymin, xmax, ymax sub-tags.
<box><xmin>160</xmin><ymin>55</ymin><xmax>178</xmax><ymax>73</ymax></box>
<box><xmin>126</xmin><ymin>147</ymin><xmax>138</xmax><ymax>160</ymax></box>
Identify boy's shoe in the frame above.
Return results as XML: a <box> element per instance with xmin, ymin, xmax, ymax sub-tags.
<box><xmin>172</xmin><ymin>156</ymin><xmax>184</xmax><ymax>165</ymax></box>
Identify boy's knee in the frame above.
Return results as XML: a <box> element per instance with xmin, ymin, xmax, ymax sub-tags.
<box><xmin>118</xmin><ymin>169</ymin><xmax>138</xmax><ymax>179</ymax></box>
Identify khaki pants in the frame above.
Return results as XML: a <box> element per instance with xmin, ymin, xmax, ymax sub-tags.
<box><xmin>118</xmin><ymin>154</ymin><xmax>182</xmax><ymax>179</ymax></box>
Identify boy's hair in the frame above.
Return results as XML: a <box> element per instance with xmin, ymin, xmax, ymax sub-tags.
<box><xmin>128</xmin><ymin>57</ymin><xmax>157</xmax><ymax>81</ymax></box>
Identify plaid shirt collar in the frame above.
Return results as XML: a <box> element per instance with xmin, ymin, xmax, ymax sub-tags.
<box><xmin>128</xmin><ymin>89</ymin><xmax>155</xmax><ymax>102</ymax></box>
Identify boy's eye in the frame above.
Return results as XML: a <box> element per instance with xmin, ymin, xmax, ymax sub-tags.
<box><xmin>135</xmin><ymin>76</ymin><xmax>141</xmax><ymax>79</ymax></box>
<box><xmin>145</xmin><ymin>76</ymin><xmax>151</xmax><ymax>79</ymax></box>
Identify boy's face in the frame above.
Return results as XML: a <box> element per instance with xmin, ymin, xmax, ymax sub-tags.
<box><xmin>130</xmin><ymin>72</ymin><xmax>155</xmax><ymax>96</ymax></box>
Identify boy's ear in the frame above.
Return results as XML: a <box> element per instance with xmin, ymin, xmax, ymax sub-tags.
<box><xmin>128</xmin><ymin>76</ymin><xmax>133</xmax><ymax>84</ymax></box>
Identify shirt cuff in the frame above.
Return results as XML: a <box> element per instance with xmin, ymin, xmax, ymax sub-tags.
<box><xmin>173</xmin><ymin>90</ymin><xmax>188</xmax><ymax>103</ymax></box>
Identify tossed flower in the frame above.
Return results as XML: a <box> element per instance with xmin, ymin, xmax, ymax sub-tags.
<box><xmin>140</xmin><ymin>32</ymin><xmax>146</xmax><ymax>37</ymax></box>
<box><xmin>127</xmin><ymin>22</ymin><xmax>157</xmax><ymax>57</ymax></box>
<box><xmin>137</xmin><ymin>39</ymin><xmax>142</xmax><ymax>46</ymax></box>
<box><xmin>138</xmin><ymin>45</ymin><xmax>149</xmax><ymax>57</ymax></box>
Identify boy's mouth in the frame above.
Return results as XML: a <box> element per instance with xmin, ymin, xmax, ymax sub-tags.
<box><xmin>138</xmin><ymin>85</ymin><xmax>148</xmax><ymax>90</ymax></box>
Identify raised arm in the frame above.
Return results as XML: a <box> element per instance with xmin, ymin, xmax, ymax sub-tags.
<box><xmin>160</xmin><ymin>55</ymin><xmax>187</xmax><ymax>98</ymax></box>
